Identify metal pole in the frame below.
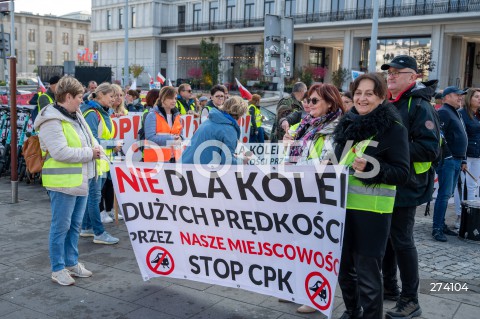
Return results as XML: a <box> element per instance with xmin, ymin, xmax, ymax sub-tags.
<box><xmin>277</xmin><ymin>2</ymin><xmax>285</xmax><ymax>98</ymax></box>
<box><xmin>9</xmin><ymin>56</ymin><xmax>17</xmax><ymax>203</ymax></box>
<box><xmin>368</xmin><ymin>0</ymin><xmax>380</xmax><ymax>73</ymax></box>
<box><xmin>123</xmin><ymin>0</ymin><xmax>129</xmax><ymax>87</ymax></box>
<box><xmin>9</xmin><ymin>0</ymin><xmax>13</xmax><ymax>57</ymax></box>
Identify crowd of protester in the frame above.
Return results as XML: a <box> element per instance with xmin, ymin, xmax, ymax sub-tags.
<box><xmin>32</xmin><ymin>53</ymin><xmax>477</xmax><ymax>319</ymax></box>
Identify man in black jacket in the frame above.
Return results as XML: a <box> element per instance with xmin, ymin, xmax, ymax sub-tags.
<box><xmin>433</xmin><ymin>86</ymin><xmax>467</xmax><ymax>242</ymax></box>
<box><xmin>380</xmin><ymin>55</ymin><xmax>441</xmax><ymax>319</ymax></box>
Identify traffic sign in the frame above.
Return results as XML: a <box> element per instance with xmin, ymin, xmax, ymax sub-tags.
<box><xmin>0</xmin><ymin>1</ymin><xmax>10</xmax><ymax>13</ymax></box>
<box><xmin>0</xmin><ymin>32</ymin><xmax>10</xmax><ymax>58</ymax></box>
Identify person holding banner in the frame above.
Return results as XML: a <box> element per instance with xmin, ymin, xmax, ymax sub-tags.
<box><xmin>80</xmin><ymin>83</ymin><xmax>120</xmax><ymax>244</ymax></box>
<box><xmin>182</xmin><ymin>96</ymin><xmax>248</xmax><ymax>165</ymax></box>
<box><xmin>144</xmin><ymin>86</ymin><xmax>183</xmax><ymax>163</ymax></box>
<box><xmin>333</xmin><ymin>73</ymin><xmax>409</xmax><ymax>319</ymax></box>
<box><xmin>34</xmin><ymin>76</ymin><xmax>101</xmax><ymax>285</ymax></box>
<box><xmin>455</xmin><ymin>88</ymin><xmax>480</xmax><ymax>228</ymax></box>
<box><xmin>286</xmin><ymin>83</ymin><xmax>344</xmax><ymax>166</ymax></box>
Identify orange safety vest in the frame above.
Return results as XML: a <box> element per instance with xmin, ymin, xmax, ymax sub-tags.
<box><xmin>143</xmin><ymin>112</ymin><xmax>183</xmax><ymax>162</ymax></box>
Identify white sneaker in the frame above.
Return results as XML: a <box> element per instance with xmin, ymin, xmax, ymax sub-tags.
<box><xmin>455</xmin><ymin>216</ymin><xmax>461</xmax><ymax>229</ymax></box>
<box><xmin>297</xmin><ymin>305</ymin><xmax>316</xmax><ymax>313</ymax></box>
<box><xmin>51</xmin><ymin>269</ymin><xmax>75</xmax><ymax>286</ymax></box>
<box><xmin>100</xmin><ymin>211</ymin><xmax>113</xmax><ymax>224</ymax></box>
<box><xmin>108</xmin><ymin>210</ymin><xmax>124</xmax><ymax>221</ymax></box>
<box><xmin>66</xmin><ymin>262</ymin><xmax>92</xmax><ymax>278</ymax></box>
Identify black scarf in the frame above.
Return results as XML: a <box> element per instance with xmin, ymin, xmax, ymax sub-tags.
<box><xmin>53</xmin><ymin>103</ymin><xmax>78</xmax><ymax>120</ymax></box>
<box><xmin>333</xmin><ymin>101</ymin><xmax>400</xmax><ymax>146</ymax></box>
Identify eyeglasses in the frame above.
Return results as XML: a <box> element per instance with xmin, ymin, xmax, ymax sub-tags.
<box><xmin>386</xmin><ymin>71</ymin><xmax>414</xmax><ymax>78</ymax></box>
<box><xmin>183</xmin><ymin>90</ymin><xmax>192</xmax><ymax>93</ymax></box>
<box><xmin>306</xmin><ymin>97</ymin><xmax>322</xmax><ymax>105</ymax></box>
<box><xmin>213</xmin><ymin>95</ymin><xmax>225</xmax><ymax>99</ymax></box>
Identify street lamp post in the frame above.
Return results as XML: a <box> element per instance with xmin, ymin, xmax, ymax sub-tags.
<box><xmin>123</xmin><ymin>0</ymin><xmax>129</xmax><ymax>87</ymax></box>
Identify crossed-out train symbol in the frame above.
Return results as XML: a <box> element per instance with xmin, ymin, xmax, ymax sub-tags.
<box><xmin>151</xmin><ymin>252</ymin><xmax>170</xmax><ymax>269</ymax></box>
<box><xmin>310</xmin><ymin>280</ymin><xmax>327</xmax><ymax>303</ymax></box>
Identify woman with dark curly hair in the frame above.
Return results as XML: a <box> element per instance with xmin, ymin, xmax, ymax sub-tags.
<box><xmin>333</xmin><ymin>73</ymin><xmax>410</xmax><ymax>319</ymax></box>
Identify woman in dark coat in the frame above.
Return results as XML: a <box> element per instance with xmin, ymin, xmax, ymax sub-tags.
<box><xmin>333</xmin><ymin>73</ymin><xmax>410</xmax><ymax>319</ymax></box>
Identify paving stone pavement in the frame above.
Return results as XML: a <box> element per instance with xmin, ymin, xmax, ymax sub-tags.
<box><xmin>0</xmin><ymin>179</ymin><xmax>479</xmax><ymax>319</ymax></box>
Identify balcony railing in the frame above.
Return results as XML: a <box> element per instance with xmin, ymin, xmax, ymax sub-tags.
<box><xmin>160</xmin><ymin>1</ymin><xmax>480</xmax><ymax>34</ymax></box>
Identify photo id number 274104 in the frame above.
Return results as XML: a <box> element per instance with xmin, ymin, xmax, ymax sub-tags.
<box><xmin>430</xmin><ymin>282</ymin><xmax>469</xmax><ymax>293</ymax></box>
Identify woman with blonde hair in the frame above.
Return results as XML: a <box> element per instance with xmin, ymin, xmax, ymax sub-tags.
<box><xmin>80</xmin><ymin>82</ymin><xmax>120</xmax><ymax>244</ymax></box>
<box><xmin>34</xmin><ymin>76</ymin><xmax>101</xmax><ymax>285</ymax></box>
<box><xmin>182</xmin><ymin>96</ymin><xmax>248</xmax><ymax>165</ymax></box>
<box><xmin>111</xmin><ymin>84</ymin><xmax>128</xmax><ymax>116</ymax></box>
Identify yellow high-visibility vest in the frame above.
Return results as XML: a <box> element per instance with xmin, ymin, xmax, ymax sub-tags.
<box><xmin>340</xmin><ymin>138</ymin><xmax>397</xmax><ymax>214</ymax></box>
<box><xmin>83</xmin><ymin>109</ymin><xmax>115</xmax><ymax>174</ymax></box>
<box><xmin>176</xmin><ymin>99</ymin><xmax>195</xmax><ymax>115</ymax></box>
<box><xmin>42</xmin><ymin>121</ymin><xmax>83</xmax><ymax>188</ymax></box>
<box><xmin>249</xmin><ymin>104</ymin><xmax>262</xmax><ymax>128</ymax></box>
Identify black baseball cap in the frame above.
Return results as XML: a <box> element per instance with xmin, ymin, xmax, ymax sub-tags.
<box><xmin>48</xmin><ymin>75</ymin><xmax>61</xmax><ymax>85</ymax></box>
<box><xmin>381</xmin><ymin>55</ymin><xmax>418</xmax><ymax>73</ymax></box>
<box><xmin>441</xmin><ymin>86</ymin><xmax>466</xmax><ymax>98</ymax></box>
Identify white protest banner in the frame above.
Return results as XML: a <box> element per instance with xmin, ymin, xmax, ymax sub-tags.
<box><xmin>111</xmin><ymin>162</ymin><xmax>347</xmax><ymax>318</ymax></box>
<box><xmin>112</xmin><ymin>112</ymin><xmax>143</xmax><ymax>160</ymax></box>
<box><xmin>112</xmin><ymin>113</ymin><xmax>252</xmax><ymax>160</ymax></box>
<box><xmin>236</xmin><ymin>142</ymin><xmax>285</xmax><ymax>165</ymax></box>
<box><xmin>179</xmin><ymin>115</ymin><xmax>199</xmax><ymax>139</ymax></box>
<box><xmin>237</xmin><ymin>115</ymin><xmax>252</xmax><ymax>144</ymax></box>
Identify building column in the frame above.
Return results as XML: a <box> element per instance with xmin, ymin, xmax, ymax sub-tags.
<box><xmin>430</xmin><ymin>24</ymin><xmax>443</xmax><ymax>86</ymax></box>
<box><xmin>167</xmin><ymin>39</ymin><xmax>177</xmax><ymax>82</ymax></box>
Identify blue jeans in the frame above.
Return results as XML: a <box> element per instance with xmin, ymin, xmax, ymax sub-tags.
<box><xmin>48</xmin><ymin>190</ymin><xmax>88</xmax><ymax>272</ymax></box>
<box><xmin>82</xmin><ymin>177</ymin><xmax>106</xmax><ymax>236</ymax></box>
<box><xmin>249</xmin><ymin>127</ymin><xmax>265</xmax><ymax>143</ymax></box>
<box><xmin>433</xmin><ymin>158</ymin><xmax>462</xmax><ymax>231</ymax></box>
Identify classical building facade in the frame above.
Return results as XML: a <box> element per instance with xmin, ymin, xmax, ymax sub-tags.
<box><xmin>0</xmin><ymin>11</ymin><xmax>92</xmax><ymax>78</ymax></box>
<box><xmin>91</xmin><ymin>0</ymin><xmax>480</xmax><ymax>89</ymax></box>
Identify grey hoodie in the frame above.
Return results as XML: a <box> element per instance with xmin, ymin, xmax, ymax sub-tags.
<box><xmin>34</xmin><ymin>104</ymin><xmax>100</xmax><ymax>196</ymax></box>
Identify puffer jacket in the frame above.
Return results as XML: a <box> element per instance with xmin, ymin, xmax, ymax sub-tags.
<box><xmin>34</xmin><ymin>104</ymin><xmax>100</xmax><ymax>196</ymax></box>
<box><xmin>389</xmin><ymin>80</ymin><xmax>441</xmax><ymax>207</ymax></box>
<box><xmin>181</xmin><ymin>108</ymin><xmax>240</xmax><ymax>165</ymax></box>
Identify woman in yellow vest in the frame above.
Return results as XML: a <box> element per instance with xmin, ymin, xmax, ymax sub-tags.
<box><xmin>283</xmin><ymin>83</ymin><xmax>344</xmax><ymax>314</ymax></box>
<box><xmin>98</xmin><ymin>84</ymin><xmax>128</xmax><ymax>223</ymax></box>
<box><xmin>248</xmin><ymin>94</ymin><xmax>264</xmax><ymax>143</ymax></box>
<box><xmin>34</xmin><ymin>76</ymin><xmax>101</xmax><ymax>286</ymax></box>
<box><xmin>332</xmin><ymin>73</ymin><xmax>410</xmax><ymax>319</ymax></box>
<box><xmin>80</xmin><ymin>83</ymin><xmax>120</xmax><ymax>245</ymax></box>
<box><xmin>285</xmin><ymin>83</ymin><xmax>344</xmax><ymax>166</ymax></box>
<box><xmin>144</xmin><ymin>86</ymin><xmax>183</xmax><ymax>163</ymax></box>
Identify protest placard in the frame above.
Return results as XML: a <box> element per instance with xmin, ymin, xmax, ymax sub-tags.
<box><xmin>111</xmin><ymin>162</ymin><xmax>347</xmax><ymax>318</ymax></box>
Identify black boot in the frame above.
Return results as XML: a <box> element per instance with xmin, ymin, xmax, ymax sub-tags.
<box><xmin>339</xmin><ymin>307</ymin><xmax>363</xmax><ymax>319</ymax></box>
<box><xmin>385</xmin><ymin>297</ymin><xmax>422</xmax><ymax>319</ymax></box>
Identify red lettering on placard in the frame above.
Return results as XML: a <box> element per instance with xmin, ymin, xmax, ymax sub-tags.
<box><xmin>115</xmin><ymin>167</ymin><xmax>164</xmax><ymax>194</ymax></box>
<box><xmin>119</xmin><ymin>118</ymin><xmax>132</xmax><ymax>140</ymax></box>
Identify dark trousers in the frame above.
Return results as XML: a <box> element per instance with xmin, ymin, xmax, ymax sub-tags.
<box><xmin>338</xmin><ymin>210</ymin><xmax>391</xmax><ymax>319</ymax></box>
<box><xmin>382</xmin><ymin>206</ymin><xmax>419</xmax><ymax>299</ymax></box>
<box><xmin>99</xmin><ymin>178</ymin><xmax>114</xmax><ymax>212</ymax></box>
